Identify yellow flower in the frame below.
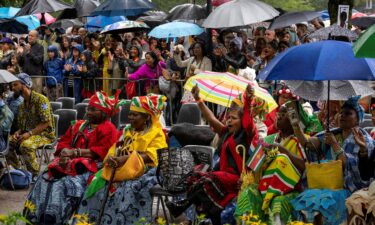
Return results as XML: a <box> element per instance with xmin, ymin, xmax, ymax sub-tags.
<box><xmin>0</xmin><ymin>214</ymin><xmax>7</xmax><ymax>222</ymax></box>
<box><xmin>73</xmin><ymin>214</ymin><xmax>89</xmax><ymax>222</ymax></box>
<box><xmin>156</xmin><ymin>217</ymin><xmax>166</xmax><ymax>225</ymax></box>
<box><xmin>24</xmin><ymin>200</ymin><xmax>36</xmax><ymax>213</ymax></box>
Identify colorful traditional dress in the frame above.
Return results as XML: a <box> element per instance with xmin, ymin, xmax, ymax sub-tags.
<box><xmin>25</xmin><ymin>119</ymin><xmax>117</xmax><ymax>225</ymax></box>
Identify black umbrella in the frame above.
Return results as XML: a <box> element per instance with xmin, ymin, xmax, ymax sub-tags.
<box><xmin>269</xmin><ymin>11</ymin><xmax>320</xmax><ymax>30</ymax></box>
<box><xmin>15</xmin><ymin>0</ymin><xmax>73</xmax><ymax>16</ymax></box>
<box><xmin>57</xmin><ymin>0</ymin><xmax>100</xmax><ymax>20</ymax></box>
<box><xmin>0</xmin><ymin>18</ymin><xmax>28</xmax><ymax>34</ymax></box>
<box><xmin>137</xmin><ymin>11</ymin><xmax>168</xmax><ymax>28</ymax></box>
<box><xmin>351</xmin><ymin>16</ymin><xmax>375</xmax><ymax>28</ymax></box>
<box><xmin>166</xmin><ymin>3</ymin><xmax>207</xmax><ymax>21</ymax></box>
<box><xmin>49</xmin><ymin>19</ymin><xmax>84</xmax><ymax>30</ymax></box>
<box><xmin>90</xmin><ymin>0</ymin><xmax>156</xmax><ymax>17</ymax></box>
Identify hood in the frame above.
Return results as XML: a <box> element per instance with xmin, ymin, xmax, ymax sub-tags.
<box><xmin>47</xmin><ymin>45</ymin><xmax>59</xmax><ymax>59</ymax></box>
<box><xmin>82</xmin><ymin>50</ymin><xmax>93</xmax><ymax>62</ymax></box>
<box><xmin>72</xmin><ymin>44</ymin><xmax>84</xmax><ymax>54</ymax></box>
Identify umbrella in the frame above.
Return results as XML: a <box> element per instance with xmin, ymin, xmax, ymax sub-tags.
<box><xmin>15</xmin><ymin>15</ymin><xmax>40</xmax><ymax>31</ymax></box>
<box><xmin>148</xmin><ymin>21</ymin><xmax>204</xmax><ymax>39</ymax></box>
<box><xmin>258</xmin><ymin>40</ymin><xmax>375</xmax><ymax>81</ymax></box>
<box><xmin>212</xmin><ymin>0</ymin><xmax>232</xmax><ymax>7</ymax></box>
<box><xmin>49</xmin><ymin>19</ymin><xmax>84</xmax><ymax>30</ymax></box>
<box><xmin>35</xmin><ymin>13</ymin><xmax>56</xmax><ymax>25</ymax></box>
<box><xmin>0</xmin><ymin>18</ymin><xmax>29</xmax><ymax>34</ymax></box>
<box><xmin>202</xmin><ymin>0</ymin><xmax>279</xmax><ymax>28</ymax></box>
<box><xmin>137</xmin><ymin>11</ymin><xmax>168</xmax><ymax>28</ymax></box>
<box><xmin>320</xmin><ymin>10</ymin><xmax>330</xmax><ymax>21</ymax></box>
<box><xmin>352</xmin><ymin>12</ymin><xmax>368</xmax><ymax>19</ymax></box>
<box><xmin>284</xmin><ymin>80</ymin><xmax>374</xmax><ymax>101</ymax></box>
<box><xmin>351</xmin><ymin>16</ymin><xmax>375</xmax><ymax>28</ymax></box>
<box><xmin>86</xmin><ymin>15</ymin><xmax>127</xmax><ymax>29</ymax></box>
<box><xmin>0</xmin><ymin>70</ymin><xmax>19</xmax><ymax>83</ymax></box>
<box><xmin>269</xmin><ymin>11</ymin><xmax>321</xmax><ymax>30</ymax></box>
<box><xmin>15</xmin><ymin>0</ymin><xmax>73</xmax><ymax>16</ymax></box>
<box><xmin>101</xmin><ymin>20</ymin><xmax>149</xmax><ymax>34</ymax></box>
<box><xmin>353</xmin><ymin>24</ymin><xmax>375</xmax><ymax>58</ymax></box>
<box><xmin>58</xmin><ymin>0</ymin><xmax>100</xmax><ymax>19</ymax></box>
<box><xmin>0</xmin><ymin>7</ymin><xmax>20</xmax><ymax>18</ymax></box>
<box><xmin>166</xmin><ymin>4</ymin><xmax>207</xmax><ymax>21</ymax></box>
<box><xmin>90</xmin><ymin>0</ymin><xmax>155</xmax><ymax>17</ymax></box>
<box><xmin>308</xmin><ymin>24</ymin><xmax>358</xmax><ymax>41</ymax></box>
<box><xmin>184</xmin><ymin>71</ymin><xmax>278</xmax><ymax>110</ymax></box>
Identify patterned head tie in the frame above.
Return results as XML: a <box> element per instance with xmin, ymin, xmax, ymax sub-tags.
<box><xmin>89</xmin><ymin>90</ymin><xmax>128</xmax><ymax>117</ymax></box>
<box><xmin>130</xmin><ymin>94</ymin><xmax>167</xmax><ymax>128</ymax></box>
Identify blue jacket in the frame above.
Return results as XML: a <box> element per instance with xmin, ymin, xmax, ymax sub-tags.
<box><xmin>44</xmin><ymin>45</ymin><xmax>64</xmax><ymax>87</ymax></box>
<box><xmin>63</xmin><ymin>44</ymin><xmax>84</xmax><ymax>77</ymax></box>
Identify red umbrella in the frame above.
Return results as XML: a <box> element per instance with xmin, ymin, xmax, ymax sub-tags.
<box><xmin>35</xmin><ymin>13</ymin><xmax>56</xmax><ymax>25</ymax></box>
<box><xmin>212</xmin><ymin>0</ymin><xmax>231</xmax><ymax>7</ymax></box>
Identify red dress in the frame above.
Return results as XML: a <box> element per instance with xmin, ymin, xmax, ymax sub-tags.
<box><xmin>48</xmin><ymin>120</ymin><xmax>119</xmax><ymax>177</ymax></box>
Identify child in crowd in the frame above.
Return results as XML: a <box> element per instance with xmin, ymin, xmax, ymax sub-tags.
<box><xmin>44</xmin><ymin>45</ymin><xmax>64</xmax><ymax>101</ymax></box>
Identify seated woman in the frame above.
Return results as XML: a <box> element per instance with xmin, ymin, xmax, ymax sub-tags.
<box><xmin>166</xmin><ymin>85</ymin><xmax>260</xmax><ymax>225</ymax></box>
<box><xmin>25</xmin><ymin>91</ymin><xmax>122</xmax><ymax>225</ymax></box>
<box><xmin>291</xmin><ymin>96</ymin><xmax>374</xmax><ymax>225</ymax></box>
<box><xmin>235</xmin><ymin>101</ymin><xmax>308</xmax><ymax>224</ymax></box>
<box><xmin>75</xmin><ymin>94</ymin><xmax>168</xmax><ymax>225</ymax></box>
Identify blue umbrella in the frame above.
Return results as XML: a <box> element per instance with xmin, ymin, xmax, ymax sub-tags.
<box><xmin>258</xmin><ymin>40</ymin><xmax>375</xmax><ymax>81</ymax></box>
<box><xmin>0</xmin><ymin>7</ymin><xmax>20</xmax><ymax>18</ymax></box>
<box><xmin>15</xmin><ymin>15</ymin><xmax>40</xmax><ymax>31</ymax></box>
<box><xmin>90</xmin><ymin>0</ymin><xmax>155</xmax><ymax>17</ymax></box>
<box><xmin>86</xmin><ymin>15</ymin><xmax>127</xmax><ymax>29</ymax></box>
<box><xmin>149</xmin><ymin>21</ymin><xmax>204</xmax><ymax>39</ymax></box>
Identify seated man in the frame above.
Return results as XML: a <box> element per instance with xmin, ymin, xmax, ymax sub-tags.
<box><xmin>0</xmin><ymin>83</ymin><xmax>14</xmax><ymax>151</ymax></box>
<box><xmin>6</xmin><ymin>73</ymin><xmax>55</xmax><ymax>178</ymax></box>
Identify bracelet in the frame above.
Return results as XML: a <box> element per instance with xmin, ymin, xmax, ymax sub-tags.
<box><xmin>334</xmin><ymin>148</ymin><xmax>344</xmax><ymax>159</ymax></box>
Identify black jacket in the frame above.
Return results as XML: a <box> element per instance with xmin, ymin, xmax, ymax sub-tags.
<box><xmin>18</xmin><ymin>42</ymin><xmax>44</xmax><ymax>75</ymax></box>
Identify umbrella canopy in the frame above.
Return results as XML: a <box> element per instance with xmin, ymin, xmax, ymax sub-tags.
<box><xmin>166</xmin><ymin>4</ymin><xmax>207</xmax><ymax>21</ymax></box>
<box><xmin>90</xmin><ymin>0</ymin><xmax>155</xmax><ymax>17</ymax></box>
<box><xmin>269</xmin><ymin>11</ymin><xmax>321</xmax><ymax>30</ymax></box>
<box><xmin>0</xmin><ymin>18</ymin><xmax>28</xmax><ymax>34</ymax></box>
<box><xmin>58</xmin><ymin>0</ymin><xmax>100</xmax><ymax>19</ymax></box>
<box><xmin>50</xmin><ymin>19</ymin><xmax>84</xmax><ymax>30</ymax></box>
<box><xmin>15</xmin><ymin>15</ymin><xmax>40</xmax><ymax>31</ymax></box>
<box><xmin>137</xmin><ymin>11</ymin><xmax>168</xmax><ymax>28</ymax></box>
<box><xmin>184</xmin><ymin>71</ymin><xmax>277</xmax><ymax>110</ymax></box>
<box><xmin>309</xmin><ymin>24</ymin><xmax>358</xmax><ymax>41</ymax></box>
<box><xmin>148</xmin><ymin>21</ymin><xmax>204</xmax><ymax>39</ymax></box>
<box><xmin>86</xmin><ymin>15</ymin><xmax>127</xmax><ymax>29</ymax></box>
<box><xmin>15</xmin><ymin>0</ymin><xmax>73</xmax><ymax>16</ymax></box>
<box><xmin>353</xmin><ymin>24</ymin><xmax>375</xmax><ymax>58</ymax></box>
<box><xmin>0</xmin><ymin>70</ymin><xmax>19</xmax><ymax>83</ymax></box>
<box><xmin>0</xmin><ymin>7</ymin><xmax>20</xmax><ymax>18</ymax></box>
<box><xmin>258</xmin><ymin>40</ymin><xmax>375</xmax><ymax>81</ymax></box>
<box><xmin>202</xmin><ymin>0</ymin><xmax>279</xmax><ymax>28</ymax></box>
<box><xmin>284</xmin><ymin>80</ymin><xmax>374</xmax><ymax>101</ymax></box>
<box><xmin>212</xmin><ymin>0</ymin><xmax>232</xmax><ymax>7</ymax></box>
<box><xmin>35</xmin><ymin>13</ymin><xmax>56</xmax><ymax>25</ymax></box>
<box><xmin>185</xmin><ymin>71</ymin><xmax>277</xmax><ymax>109</ymax></box>
<box><xmin>351</xmin><ymin>16</ymin><xmax>375</xmax><ymax>28</ymax></box>
<box><xmin>101</xmin><ymin>20</ymin><xmax>149</xmax><ymax>34</ymax></box>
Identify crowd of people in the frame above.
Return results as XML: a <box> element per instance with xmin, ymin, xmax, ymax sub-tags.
<box><xmin>0</xmin><ymin>17</ymin><xmax>374</xmax><ymax>225</ymax></box>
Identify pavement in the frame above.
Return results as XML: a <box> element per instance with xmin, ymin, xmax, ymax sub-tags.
<box><xmin>0</xmin><ymin>187</ymin><xmax>30</xmax><ymax>215</ymax></box>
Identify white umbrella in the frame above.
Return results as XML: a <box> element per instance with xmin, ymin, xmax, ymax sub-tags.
<box><xmin>202</xmin><ymin>0</ymin><xmax>279</xmax><ymax>28</ymax></box>
<box><xmin>0</xmin><ymin>70</ymin><xmax>19</xmax><ymax>83</ymax></box>
<box><xmin>309</xmin><ymin>24</ymin><xmax>358</xmax><ymax>41</ymax></box>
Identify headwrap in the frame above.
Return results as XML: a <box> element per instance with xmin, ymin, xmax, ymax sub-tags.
<box><xmin>232</xmin><ymin>92</ymin><xmax>268</xmax><ymax>121</ymax></box>
<box><xmin>89</xmin><ymin>90</ymin><xmax>128</xmax><ymax>117</ymax></box>
<box><xmin>130</xmin><ymin>94</ymin><xmax>166</xmax><ymax>128</ymax></box>
<box><xmin>295</xmin><ymin>101</ymin><xmax>323</xmax><ymax>135</ymax></box>
<box><xmin>342</xmin><ymin>96</ymin><xmax>365</xmax><ymax>123</ymax></box>
<box><xmin>230</xmin><ymin>37</ymin><xmax>243</xmax><ymax>50</ymax></box>
<box><xmin>17</xmin><ymin>73</ymin><xmax>33</xmax><ymax>88</ymax></box>
<box><xmin>277</xmin><ymin>87</ymin><xmax>300</xmax><ymax>100</ymax></box>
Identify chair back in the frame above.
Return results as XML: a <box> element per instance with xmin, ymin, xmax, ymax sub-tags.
<box><xmin>183</xmin><ymin>145</ymin><xmax>215</xmax><ymax>168</ymax></box>
<box><xmin>120</xmin><ymin>101</ymin><xmax>131</xmax><ymax>126</ymax></box>
<box><xmin>53</xmin><ymin>114</ymin><xmax>59</xmax><ymax>139</ymax></box>
<box><xmin>74</xmin><ymin>103</ymin><xmax>88</xmax><ymax>120</ymax></box>
<box><xmin>111</xmin><ymin>107</ymin><xmax>121</xmax><ymax>129</ymax></box>
<box><xmin>176</xmin><ymin>103</ymin><xmax>201</xmax><ymax>125</ymax></box>
<box><xmin>82</xmin><ymin>98</ymin><xmax>90</xmax><ymax>104</ymax></box>
<box><xmin>50</xmin><ymin>101</ymin><xmax>62</xmax><ymax>113</ymax></box>
<box><xmin>56</xmin><ymin>97</ymin><xmax>75</xmax><ymax>109</ymax></box>
<box><xmin>54</xmin><ymin>109</ymin><xmax>77</xmax><ymax>137</ymax></box>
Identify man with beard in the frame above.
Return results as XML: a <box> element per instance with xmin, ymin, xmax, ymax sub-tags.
<box><xmin>6</xmin><ymin>73</ymin><xmax>55</xmax><ymax>179</ymax></box>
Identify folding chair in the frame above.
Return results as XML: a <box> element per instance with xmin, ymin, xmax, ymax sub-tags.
<box><xmin>176</xmin><ymin>103</ymin><xmax>201</xmax><ymax>125</ymax></box>
<box><xmin>82</xmin><ymin>98</ymin><xmax>90</xmax><ymax>104</ymax></box>
<box><xmin>75</xmin><ymin>103</ymin><xmax>88</xmax><ymax>120</ymax></box>
<box><xmin>56</xmin><ymin>97</ymin><xmax>75</xmax><ymax>109</ymax></box>
<box><xmin>120</xmin><ymin>101</ymin><xmax>131</xmax><ymax>128</ymax></box>
<box><xmin>50</xmin><ymin>101</ymin><xmax>62</xmax><ymax>113</ymax></box>
<box><xmin>0</xmin><ymin>132</ymin><xmax>15</xmax><ymax>190</ymax></box>
<box><xmin>38</xmin><ymin>114</ymin><xmax>59</xmax><ymax>171</ymax></box>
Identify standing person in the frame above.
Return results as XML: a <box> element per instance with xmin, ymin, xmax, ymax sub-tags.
<box><xmin>59</xmin><ymin>35</ymin><xmax>71</xmax><ymax>61</ymax></box>
<box><xmin>107</xmin><ymin>45</ymin><xmax>127</xmax><ymax>96</ymax></box>
<box><xmin>6</xmin><ymin>73</ymin><xmax>55</xmax><ymax>179</ymax></box>
<box><xmin>43</xmin><ymin>45</ymin><xmax>64</xmax><ymax>101</ymax></box>
<box><xmin>7</xmin><ymin>53</ymin><xmax>22</xmax><ymax>75</ymax></box>
<box><xmin>0</xmin><ymin>37</ymin><xmax>15</xmax><ymax>70</ymax></box>
<box><xmin>79</xmin><ymin>50</ymin><xmax>99</xmax><ymax>99</ymax></box>
<box><xmin>63</xmin><ymin>44</ymin><xmax>84</xmax><ymax>103</ymax></box>
<box><xmin>17</xmin><ymin>30</ymin><xmax>44</xmax><ymax>93</ymax></box>
<box><xmin>98</xmin><ymin>37</ymin><xmax>113</xmax><ymax>94</ymax></box>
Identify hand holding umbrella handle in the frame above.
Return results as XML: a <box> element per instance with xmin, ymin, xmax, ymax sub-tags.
<box><xmin>245</xmin><ymin>84</ymin><xmax>254</xmax><ymax>100</ymax></box>
<box><xmin>192</xmin><ymin>84</ymin><xmax>201</xmax><ymax>102</ymax></box>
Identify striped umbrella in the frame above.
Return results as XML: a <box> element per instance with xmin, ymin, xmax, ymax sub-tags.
<box><xmin>184</xmin><ymin>71</ymin><xmax>278</xmax><ymax>110</ymax></box>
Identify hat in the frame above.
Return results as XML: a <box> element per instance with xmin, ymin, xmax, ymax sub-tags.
<box><xmin>0</xmin><ymin>37</ymin><xmax>14</xmax><ymax>45</ymax></box>
<box><xmin>277</xmin><ymin>87</ymin><xmax>299</xmax><ymax>100</ymax></box>
<box><xmin>17</xmin><ymin>73</ymin><xmax>32</xmax><ymax>88</ymax></box>
<box><xmin>230</xmin><ymin>37</ymin><xmax>243</xmax><ymax>50</ymax></box>
<box><xmin>342</xmin><ymin>96</ymin><xmax>365</xmax><ymax>123</ymax></box>
<box><xmin>130</xmin><ymin>94</ymin><xmax>166</xmax><ymax>128</ymax></box>
<box><xmin>89</xmin><ymin>90</ymin><xmax>128</xmax><ymax>117</ymax></box>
